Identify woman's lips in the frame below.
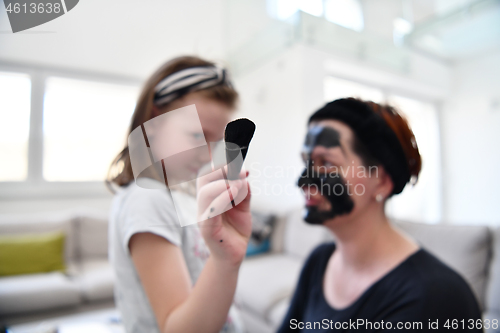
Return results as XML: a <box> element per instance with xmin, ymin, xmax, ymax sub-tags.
<box><xmin>303</xmin><ymin>189</ymin><xmax>322</xmax><ymax>206</ymax></box>
<box><xmin>305</xmin><ymin>197</ymin><xmax>322</xmax><ymax>207</ymax></box>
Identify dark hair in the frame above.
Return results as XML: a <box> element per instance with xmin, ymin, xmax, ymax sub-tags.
<box><xmin>362</xmin><ymin>100</ymin><xmax>421</xmax><ymax>180</ymax></box>
<box><xmin>106</xmin><ymin>56</ymin><xmax>239</xmax><ymax>190</ymax></box>
<box><xmin>308</xmin><ymin>98</ymin><xmax>421</xmax><ymax>195</ymax></box>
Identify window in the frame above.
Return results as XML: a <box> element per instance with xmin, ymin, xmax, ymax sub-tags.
<box><xmin>267</xmin><ymin>0</ymin><xmax>364</xmax><ymax>31</ymax></box>
<box><xmin>296</xmin><ymin>0</ymin><xmax>323</xmax><ymax>17</ymax></box>
<box><xmin>267</xmin><ymin>0</ymin><xmax>323</xmax><ymax>20</ymax></box>
<box><xmin>43</xmin><ymin>77</ymin><xmax>139</xmax><ymax>181</ymax></box>
<box><xmin>324</xmin><ymin>76</ymin><xmax>442</xmax><ymax>223</ymax></box>
<box><xmin>393</xmin><ymin>17</ymin><xmax>413</xmax><ymax>46</ymax></box>
<box><xmin>385</xmin><ymin>95</ymin><xmax>442</xmax><ymax>223</ymax></box>
<box><xmin>267</xmin><ymin>0</ymin><xmax>365</xmax><ymax>31</ymax></box>
<box><xmin>0</xmin><ymin>66</ymin><xmax>141</xmax><ymax>198</ymax></box>
<box><xmin>0</xmin><ymin>72</ymin><xmax>31</xmax><ymax>181</ymax></box>
<box><xmin>324</xmin><ymin>0</ymin><xmax>364</xmax><ymax>32</ymax></box>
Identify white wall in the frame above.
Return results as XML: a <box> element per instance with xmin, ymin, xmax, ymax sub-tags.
<box><xmin>0</xmin><ymin>0</ymin><xmax>226</xmax><ymax>79</ymax></box>
<box><xmin>234</xmin><ymin>45</ymin><xmax>308</xmax><ymax>214</ymax></box>
<box><xmin>225</xmin><ymin>0</ymin><xmax>273</xmax><ymax>53</ymax></box>
<box><xmin>441</xmin><ymin>49</ymin><xmax>500</xmax><ymax>225</ymax></box>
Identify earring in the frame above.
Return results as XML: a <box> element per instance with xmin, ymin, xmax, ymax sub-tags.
<box><xmin>375</xmin><ymin>194</ymin><xmax>383</xmax><ymax>202</ymax></box>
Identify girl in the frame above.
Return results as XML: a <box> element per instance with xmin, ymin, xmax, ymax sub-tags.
<box><xmin>107</xmin><ymin>56</ymin><xmax>250</xmax><ymax>333</ymax></box>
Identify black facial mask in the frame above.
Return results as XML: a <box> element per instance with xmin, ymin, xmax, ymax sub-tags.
<box><xmin>301</xmin><ymin>126</ymin><xmax>340</xmax><ymax>160</ymax></box>
<box><xmin>297</xmin><ymin>126</ymin><xmax>354</xmax><ymax>225</ymax></box>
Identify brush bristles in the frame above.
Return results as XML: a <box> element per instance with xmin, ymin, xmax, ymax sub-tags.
<box><xmin>224</xmin><ymin>118</ymin><xmax>255</xmax><ymax>158</ymax></box>
<box><xmin>224</xmin><ymin>118</ymin><xmax>255</xmax><ymax>180</ymax></box>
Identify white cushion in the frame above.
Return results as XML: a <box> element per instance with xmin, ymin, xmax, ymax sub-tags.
<box><xmin>283</xmin><ymin>207</ymin><xmax>334</xmax><ymax>259</ymax></box>
<box><xmin>268</xmin><ymin>297</ymin><xmax>291</xmax><ymax>330</ymax></box>
<box><xmin>0</xmin><ymin>212</ymin><xmax>77</xmax><ymax>262</ymax></box>
<box><xmin>237</xmin><ymin>254</ymin><xmax>302</xmax><ymax>318</ymax></box>
<box><xmin>77</xmin><ymin>259</ymin><xmax>115</xmax><ymax>302</ymax></box>
<box><xmin>486</xmin><ymin>227</ymin><xmax>500</xmax><ymax>321</ymax></box>
<box><xmin>77</xmin><ymin>214</ymin><xmax>109</xmax><ymax>259</ymax></box>
<box><xmin>239</xmin><ymin>306</ymin><xmax>274</xmax><ymax>333</ymax></box>
<box><xmin>0</xmin><ymin>272</ymin><xmax>81</xmax><ymax>315</ymax></box>
<box><xmin>394</xmin><ymin>220</ymin><xmax>491</xmax><ymax>311</ymax></box>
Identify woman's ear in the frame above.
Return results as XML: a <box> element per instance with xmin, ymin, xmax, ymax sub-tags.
<box><xmin>373</xmin><ymin>166</ymin><xmax>393</xmax><ymax>202</ymax></box>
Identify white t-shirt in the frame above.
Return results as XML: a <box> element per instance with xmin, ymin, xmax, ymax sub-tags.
<box><xmin>109</xmin><ymin>178</ymin><xmax>244</xmax><ymax>333</ymax></box>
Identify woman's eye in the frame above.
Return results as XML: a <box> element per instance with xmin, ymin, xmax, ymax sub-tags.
<box><xmin>323</xmin><ymin>160</ymin><xmax>334</xmax><ymax>168</ymax></box>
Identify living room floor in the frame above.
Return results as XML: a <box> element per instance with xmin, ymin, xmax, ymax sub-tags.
<box><xmin>7</xmin><ymin>302</ymin><xmax>122</xmax><ymax>333</ymax></box>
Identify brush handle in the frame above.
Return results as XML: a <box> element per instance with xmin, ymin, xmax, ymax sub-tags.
<box><xmin>225</xmin><ymin>143</ymin><xmax>247</xmax><ymax>180</ymax></box>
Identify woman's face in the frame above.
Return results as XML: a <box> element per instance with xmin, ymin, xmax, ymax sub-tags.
<box><xmin>150</xmin><ymin>91</ymin><xmax>233</xmax><ymax>183</ymax></box>
<box><xmin>301</xmin><ymin>120</ymin><xmax>385</xmax><ymax>224</ymax></box>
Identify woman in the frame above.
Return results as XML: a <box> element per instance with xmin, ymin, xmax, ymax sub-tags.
<box><xmin>107</xmin><ymin>56</ymin><xmax>251</xmax><ymax>333</ymax></box>
<box><xmin>278</xmin><ymin>98</ymin><xmax>482</xmax><ymax>332</ymax></box>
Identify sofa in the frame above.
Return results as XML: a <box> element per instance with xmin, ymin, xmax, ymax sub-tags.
<box><xmin>1</xmin><ymin>208</ymin><xmax>499</xmax><ymax>333</ymax></box>
<box><xmin>0</xmin><ymin>210</ymin><xmax>114</xmax><ymax>325</ymax></box>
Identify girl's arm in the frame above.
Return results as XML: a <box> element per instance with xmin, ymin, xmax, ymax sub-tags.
<box><xmin>130</xmin><ymin>172</ymin><xmax>251</xmax><ymax>333</ymax></box>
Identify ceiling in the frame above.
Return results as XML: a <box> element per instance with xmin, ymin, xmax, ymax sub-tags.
<box><xmin>0</xmin><ymin>0</ymin><xmax>497</xmax><ymax>78</ymax></box>
<box><xmin>0</xmin><ymin>0</ymin><xmax>226</xmax><ymax>78</ymax></box>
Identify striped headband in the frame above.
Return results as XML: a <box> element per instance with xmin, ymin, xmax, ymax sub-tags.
<box><xmin>153</xmin><ymin>65</ymin><xmax>232</xmax><ymax>106</ymax></box>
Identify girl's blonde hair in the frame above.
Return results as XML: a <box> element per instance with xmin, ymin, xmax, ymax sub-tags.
<box><xmin>106</xmin><ymin>56</ymin><xmax>239</xmax><ymax>190</ymax></box>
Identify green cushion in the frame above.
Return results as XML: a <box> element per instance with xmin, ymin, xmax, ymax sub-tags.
<box><xmin>0</xmin><ymin>232</ymin><xmax>66</xmax><ymax>277</ymax></box>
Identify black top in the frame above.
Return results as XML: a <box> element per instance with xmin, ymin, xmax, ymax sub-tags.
<box><xmin>277</xmin><ymin>243</ymin><xmax>483</xmax><ymax>332</ymax></box>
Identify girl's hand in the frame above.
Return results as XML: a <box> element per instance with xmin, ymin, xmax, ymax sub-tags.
<box><xmin>196</xmin><ymin>169</ymin><xmax>252</xmax><ymax>267</ymax></box>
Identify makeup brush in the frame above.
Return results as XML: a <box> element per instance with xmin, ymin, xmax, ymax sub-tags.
<box><xmin>224</xmin><ymin>118</ymin><xmax>256</xmax><ymax>180</ymax></box>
